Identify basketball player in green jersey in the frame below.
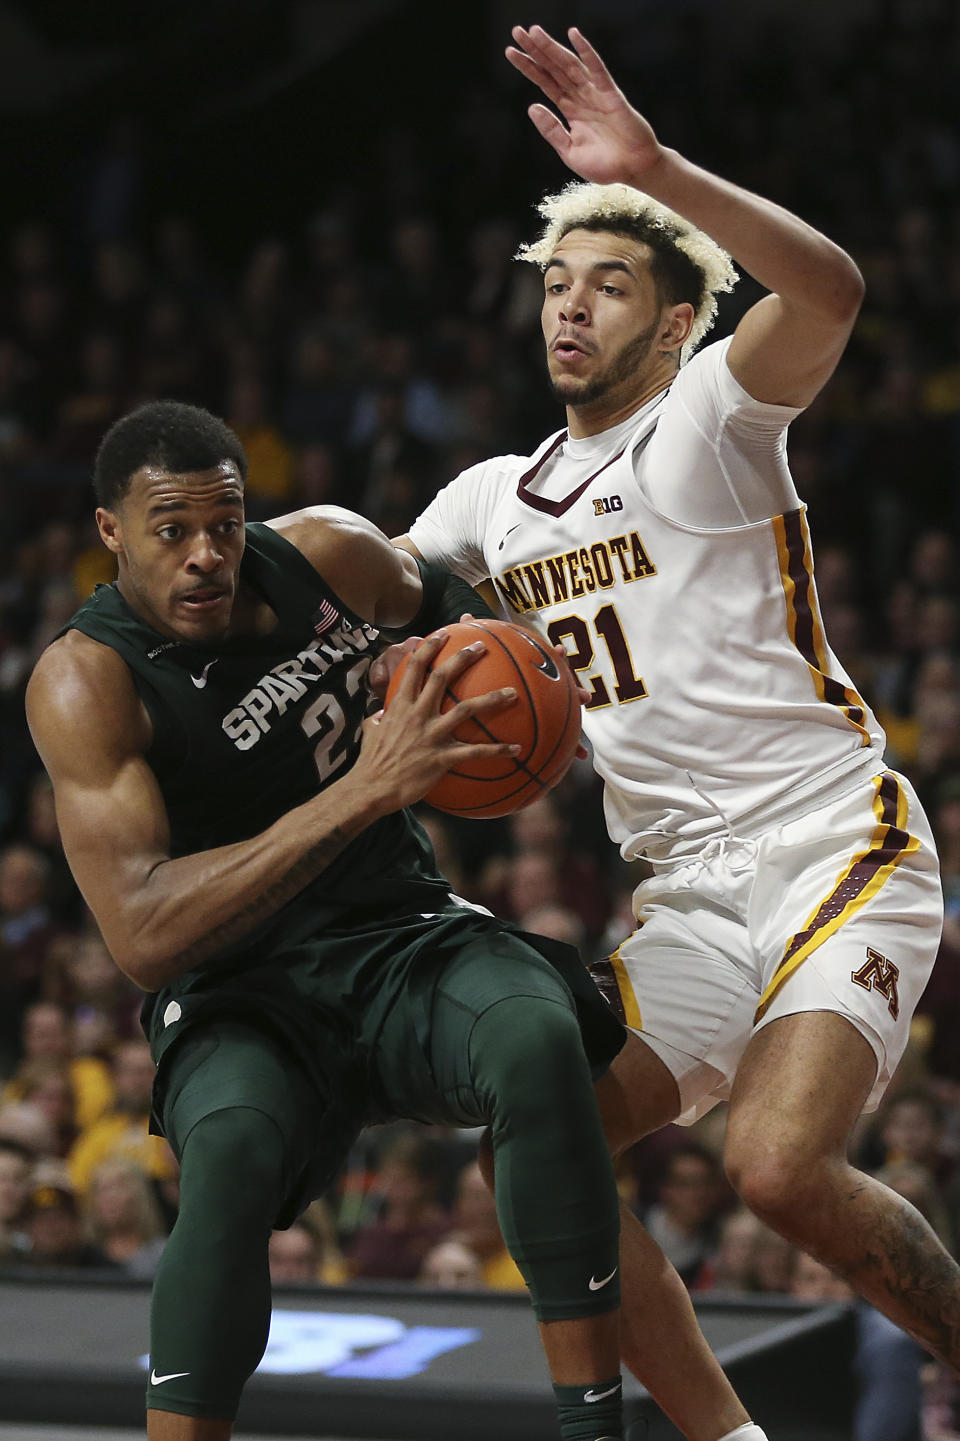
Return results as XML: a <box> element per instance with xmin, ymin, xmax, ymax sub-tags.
<box><xmin>26</xmin><ymin>400</ymin><xmax>631</xmax><ymax>1441</ymax></box>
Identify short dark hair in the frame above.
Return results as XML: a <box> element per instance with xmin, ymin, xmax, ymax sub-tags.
<box><xmin>93</xmin><ymin>400</ymin><xmax>247</xmax><ymax>509</ymax></box>
<box><xmin>567</xmin><ymin>214</ymin><xmax>707</xmax><ymax>322</ymax></box>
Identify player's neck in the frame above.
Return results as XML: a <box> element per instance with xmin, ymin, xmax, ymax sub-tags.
<box><xmin>566</xmin><ymin>371</ymin><xmax>673</xmax><ymax>440</ymax></box>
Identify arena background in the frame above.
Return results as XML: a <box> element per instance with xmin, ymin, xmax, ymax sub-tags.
<box><xmin>1</xmin><ymin>1</ymin><xmax>959</xmax><ymax>1438</ymax></box>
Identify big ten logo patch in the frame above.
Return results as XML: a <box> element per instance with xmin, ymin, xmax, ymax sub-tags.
<box><xmin>593</xmin><ymin>495</ymin><xmax>623</xmax><ymax>515</ymax></box>
<box><xmin>851</xmin><ymin>947</ymin><xmax>900</xmax><ymax>1020</ymax></box>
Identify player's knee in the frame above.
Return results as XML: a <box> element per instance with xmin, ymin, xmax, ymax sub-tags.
<box><xmin>725</xmin><ymin>1141</ymin><xmax>819</xmax><ymax>1225</ymax></box>
<box><xmin>470</xmin><ymin>995</ymin><xmax>587</xmax><ymax>1129</ymax></box>
<box><xmin>179</xmin><ymin>1106</ymin><xmax>287</xmax><ymax>1229</ymax></box>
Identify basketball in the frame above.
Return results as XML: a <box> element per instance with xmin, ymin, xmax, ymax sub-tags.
<box><xmin>384</xmin><ymin>618</ymin><xmax>582</xmax><ymax>818</ymax></box>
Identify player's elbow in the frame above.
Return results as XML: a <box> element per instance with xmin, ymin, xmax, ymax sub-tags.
<box><xmin>108</xmin><ymin>919</ymin><xmax>180</xmax><ymax>992</ymax></box>
<box><xmin>834</xmin><ymin>258</ymin><xmax>865</xmax><ymax>322</ymax></box>
<box><xmin>114</xmin><ymin>944</ymin><xmax>168</xmax><ymax>993</ymax></box>
<box><xmin>818</xmin><ymin>254</ymin><xmax>865</xmax><ymax>328</ymax></box>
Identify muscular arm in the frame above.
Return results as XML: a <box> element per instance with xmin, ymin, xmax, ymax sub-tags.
<box><xmin>507</xmin><ymin>25</ymin><xmax>864</xmax><ymax>408</ymax></box>
<box><xmin>26</xmin><ymin>635</ymin><xmax>389</xmax><ymax>991</ymax></box>
<box><xmin>27</xmin><ymin>625</ymin><xmax>515</xmax><ymax>992</ymax></box>
<box><xmin>633</xmin><ymin>156</ymin><xmax>863</xmax><ymax>409</ymax></box>
<box><xmin>394</xmin><ymin>534</ymin><xmax>502</xmax><ymax>616</ymax></box>
<box><xmin>269</xmin><ymin>506</ymin><xmax>424</xmax><ymax>627</ymax></box>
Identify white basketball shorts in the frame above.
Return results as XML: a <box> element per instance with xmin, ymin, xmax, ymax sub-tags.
<box><xmin>597</xmin><ymin>769</ymin><xmax>942</xmax><ymax>1123</ymax></box>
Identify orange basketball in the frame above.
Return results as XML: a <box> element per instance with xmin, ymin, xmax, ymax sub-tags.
<box><xmin>384</xmin><ymin>618</ymin><xmax>582</xmax><ymax>818</ymax></box>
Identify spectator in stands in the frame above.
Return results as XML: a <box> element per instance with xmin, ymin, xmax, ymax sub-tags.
<box><xmin>269</xmin><ymin>1201</ymin><xmax>345</xmax><ymax>1287</ymax></box>
<box><xmin>59</xmin><ymin>928</ymin><xmax>141</xmax><ymax>1045</ymax></box>
<box><xmin>68</xmin><ymin>1038</ymin><xmax>175</xmax><ymax>1198</ymax></box>
<box><xmin>750</xmin><ymin>1228</ymin><xmax>799</xmax><ymax>1297</ymax></box>
<box><xmin>440</xmin><ymin>1159</ymin><xmax>526</xmax><ymax>1292</ymax></box>
<box><xmin>268</xmin><ymin>1220</ymin><xmax>323</xmax><ymax>1286</ymax></box>
<box><xmin>20</xmin><ymin>1176</ymin><xmax>116</xmax><ymax>1270</ymax></box>
<box><xmin>878</xmin><ymin>1087</ymin><xmax>949</xmax><ymax>1177</ymax></box>
<box><xmin>697</xmin><ymin>1207</ymin><xmax>767</xmax><ymax>1294</ymax></box>
<box><xmin>516</xmin><ymin>902</ymin><xmax>585</xmax><ymax>950</ymax></box>
<box><xmin>15</xmin><ymin>1060</ymin><xmax>78</xmax><ymax>1159</ymax></box>
<box><xmin>225</xmin><ymin>374</ymin><xmax>293</xmax><ymax>511</ymax></box>
<box><xmin>480</xmin><ymin>794</ymin><xmax>611</xmax><ymax>944</ymax></box>
<box><xmin>84</xmin><ymin>1156</ymin><xmax>167</xmax><ymax>1278</ymax></box>
<box><xmin>0</xmin><ymin>1101</ymin><xmax>57</xmax><ymax>1162</ymax></box>
<box><xmin>642</xmin><ymin>1144</ymin><xmax>726</xmax><ymax>1289</ymax></box>
<box><xmin>347</xmin><ymin>1134</ymin><xmax>450</xmax><ymax>1283</ymax></box>
<box><xmin>0</xmin><ymin>843</ymin><xmax>60</xmax><ymax>1067</ymax></box>
<box><xmin>420</xmin><ymin>1237</ymin><xmax>485</xmax><ymax>1290</ymax></box>
<box><xmin>3</xmin><ymin>1000</ymin><xmax>114</xmax><ymax>1133</ymax></box>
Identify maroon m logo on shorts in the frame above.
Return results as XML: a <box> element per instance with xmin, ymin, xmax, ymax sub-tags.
<box><xmin>851</xmin><ymin>947</ymin><xmax>900</xmax><ymax>1021</ymax></box>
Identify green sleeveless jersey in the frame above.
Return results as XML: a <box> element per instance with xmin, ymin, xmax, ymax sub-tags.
<box><xmin>63</xmin><ymin>522</ymin><xmax>452</xmax><ymax>966</ymax></box>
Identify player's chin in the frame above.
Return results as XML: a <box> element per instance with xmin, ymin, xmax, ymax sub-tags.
<box><xmin>549</xmin><ymin>375</ymin><xmax>588</xmax><ymax>404</ymax></box>
<box><xmin>548</xmin><ymin>370</ymin><xmax>603</xmax><ymax>406</ymax></box>
<box><xmin>169</xmin><ymin>600</ymin><xmax>231</xmax><ymax>642</ymax></box>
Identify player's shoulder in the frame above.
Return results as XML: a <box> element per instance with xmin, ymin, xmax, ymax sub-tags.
<box><xmin>30</xmin><ymin>627</ymin><xmax>131</xmax><ymax>700</ymax></box>
<box><xmin>27</xmin><ymin>631</ymin><xmax>144</xmax><ymax>759</ymax></box>
<box><xmin>267</xmin><ymin>504</ymin><xmax>384</xmax><ymax>556</ymax></box>
<box><xmin>668</xmin><ymin>336</ymin><xmax>732</xmax><ymax>401</ymax></box>
<box><xmin>266</xmin><ymin>504</ymin><xmax>401</xmax><ymax>581</ymax></box>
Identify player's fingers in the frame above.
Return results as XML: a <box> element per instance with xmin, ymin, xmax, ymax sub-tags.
<box><xmin>575</xmin><ymin>741</ymin><xmax>589</xmax><ymax>760</ymax></box>
<box><xmin>567</xmin><ymin>27</ymin><xmax>617</xmax><ymax>87</ymax></box>
<box><xmin>549</xmin><ymin>642</ymin><xmax>585</xmax><ymax>701</ymax></box>
<box><xmin>368</xmin><ymin>637</ymin><xmax>422</xmax><ymax>701</ymax></box>
<box><xmin>522</xmin><ymin>24</ymin><xmax>591</xmax><ymax>88</ymax></box>
<box><xmin>528</xmin><ymin>104</ymin><xmax>573</xmax><ymax>156</ymax></box>
<box><xmin>437</xmin><ymin>686</ymin><xmax>518</xmax><ymax>734</ymax></box>
<box><xmin>416</xmin><ymin>639</ymin><xmax>487</xmax><ymax>709</ymax></box>
<box><xmin>391</xmin><ymin>629</ymin><xmax>449</xmax><ymax>701</ymax></box>
<box><xmin>450</xmin><ymin>739</ymin><xmax>522</xmax><ymax>765</ymax></box>
<box><xmin>509</xmin><ymin>25</ymin><xmax>586</xmax><ymax>102</ymax></box>
<box><xmin>505</xmin><ymin>44</ymin><xmax>570</xmax><ymax>108</ymax></box>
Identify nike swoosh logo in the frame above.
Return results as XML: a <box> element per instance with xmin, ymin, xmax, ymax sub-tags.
<box><xmin>584</xmin><ymin>1382</ymin><xmax>621</xmax><ymax>1403</ymax></box>
<box><xmin>150</xmin><ymin>1369</ymin><xmax>191</xmax><ymax>1385</ymax></box>
<box><xmin>588</xmin><ymin>1266</ymin><xmax>618</xmax><ymax>1292</ymax></box>
<box><xmin>190</xmin><ymin>660</ymin><xmax>218</xmax><ymax>689</ymax></box>
<box><xmin>497</xmin><ymin>523</ymin><xmax>523</xmax><ymax>551</ymax></box>
<box><xmin>518</xmin><ymin>630</ymin><xmax>560</xmax><ymax>679</ymax></box>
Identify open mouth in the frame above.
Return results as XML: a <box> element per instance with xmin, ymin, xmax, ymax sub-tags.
<box><xmin>177</xmin><ymin>588</ymin><xmax>227</xmax><ymax>611</ymax></box>
<box><xmin>553</xmin><ymin>336</ymin><xmax>591</xmax><ymax>361</ymax></box>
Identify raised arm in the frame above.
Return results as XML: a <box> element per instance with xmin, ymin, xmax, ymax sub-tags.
<box><xmin>507</xmin><ymin>24</ymin><xmax>864</xmax><ymax>408</ymax></box>
<box><xmin>27</xmin><ymin>616</ymin><xmax>516</xmax><ymax>993</ymax></box>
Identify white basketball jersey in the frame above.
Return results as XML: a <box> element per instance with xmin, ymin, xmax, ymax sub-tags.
<box><xmin>408</xmin><ymin>338</ymin><xmax>886</xmax><ymax>863</ymax></box>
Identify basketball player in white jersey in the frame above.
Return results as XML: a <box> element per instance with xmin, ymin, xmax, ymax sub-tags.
<box><xmin>396</xmin><ymin>23</ymin><xmax>956</xmax><ymax>1441</ymax></box>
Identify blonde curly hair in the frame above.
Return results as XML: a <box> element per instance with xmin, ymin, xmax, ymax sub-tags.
<box><xmin>517</xmin><ymin>181</ymin><xmax>739</xmax><ymax>359</ymax></box>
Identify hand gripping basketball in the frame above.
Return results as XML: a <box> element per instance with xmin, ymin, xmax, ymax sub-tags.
<box><xmin>385</xmin><ymin>619</ymin><xmax>582</xmax><ymax>817</ymax></box>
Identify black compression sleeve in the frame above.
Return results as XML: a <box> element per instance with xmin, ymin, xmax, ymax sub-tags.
<box><xmin>387</xmin><ymin>557</ymin><xmax>496</xmax><ymax>639</ymax></box>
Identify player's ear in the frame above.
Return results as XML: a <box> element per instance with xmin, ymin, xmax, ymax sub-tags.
<box><xmin>659</xmin><ymin>302</ymin><xmax>694</xmax><ymax>355</ymax></box>
<box><xmin>96</xmin><ymin>507</ymin><xmax>124</xmax><ymax>556</ymax></box>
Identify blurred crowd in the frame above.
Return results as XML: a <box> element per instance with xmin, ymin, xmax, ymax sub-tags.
<box><xmin>1</xmin><ymin>0</ymin><xmax>959</xmax><ymax>1435</ymax></box>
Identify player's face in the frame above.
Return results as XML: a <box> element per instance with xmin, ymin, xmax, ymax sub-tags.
<box><xmin>96</xmin><ymin>462</ymin><xmax>245</xmax><ymax>644</ymax></box>
<box><xmin>541</xmin><ymin>229</ymin><xmax>665</xmax><ymax>408</ymax></box>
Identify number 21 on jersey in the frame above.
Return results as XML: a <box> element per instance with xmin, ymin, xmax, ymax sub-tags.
<box><xmin>547</xmin><ymin>604</ymin><xmax>646</xmax><ymax>709</ymax></box>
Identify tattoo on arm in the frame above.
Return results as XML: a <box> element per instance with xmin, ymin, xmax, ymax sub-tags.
<box><xmin>164</xmin><ymin>824</ymin><xmax>354</xmax><ymax>975</ymax></box>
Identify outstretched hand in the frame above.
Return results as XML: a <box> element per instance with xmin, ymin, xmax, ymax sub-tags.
<box><xmin>506</xmin><ymin>25</ymin><xmax>662</xmax><ymax>186</ymax></box>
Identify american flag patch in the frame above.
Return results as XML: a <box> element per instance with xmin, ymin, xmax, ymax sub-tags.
<box><xmin>312</xmin><ymin>599</ymin><xmax>340</xmax><ymax>634</ymax></box>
